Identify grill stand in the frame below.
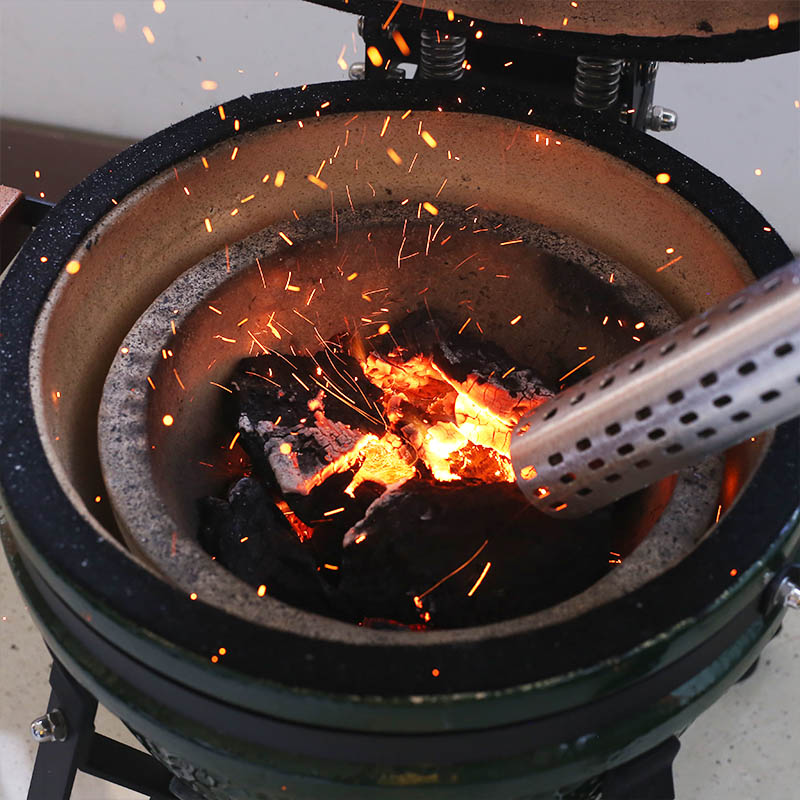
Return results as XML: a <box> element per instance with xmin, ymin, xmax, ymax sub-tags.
<box><xmin>27</xmin><ymin>656</ymin><xmax>179</xmax><ymax>800</ymax></box>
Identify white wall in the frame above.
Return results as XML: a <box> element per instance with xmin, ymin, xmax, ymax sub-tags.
<box><xmin>1</xmin><ymin>0</ymin><xmax>798</xmax><ymax>250</ymax></box>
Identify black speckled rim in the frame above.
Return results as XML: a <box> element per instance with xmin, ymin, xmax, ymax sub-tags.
<box><xmin>1</xmin><ymin>81</ymin><xmax>798</xmax><ymax>697</ymax></box>
<box><xmin>309</xmin><ymin>0</ymin><xmax>800</xmax><ymax>62</ymax></box>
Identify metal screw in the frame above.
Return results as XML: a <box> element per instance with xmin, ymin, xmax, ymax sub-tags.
<box><xmin>348</xmin><ymin>62</ymin><xmax>365</xmax><ymax>80</ymax></box>
<box><xmin>30</xmin><ymin>709</ymin><xmax>68</xmax><ymax>743</ymax></box>
<box><xmin>645</xmin><ymin>105</ymin><xmax>678</xmax><ymax>132</ymax></box>
<box><xmin>777</xmin><ymin>577</ymin><xmax>800</xmax><ymax>609</ymax></box>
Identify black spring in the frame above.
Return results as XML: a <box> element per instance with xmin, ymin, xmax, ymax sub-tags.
<box><xmin>573</xmin><ymin>57</ymin><xmax>624</xmax><ymax>110</ymax></box>
<box><xmin>418</xmin><ymin>28</ymin><xmax>467</xmax><ymax>80</ymax></box>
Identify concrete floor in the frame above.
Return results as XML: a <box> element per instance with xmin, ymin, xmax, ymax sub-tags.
<box><xmin>1</xmin><ymin>547</ymin><xmax>798</xmax><ymax>799</ymax></box>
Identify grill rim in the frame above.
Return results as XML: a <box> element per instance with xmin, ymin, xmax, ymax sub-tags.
<box><xmin>0</xmin><ymin>79</ymin><xmax>797</xmax><ymax>700</ymax></box>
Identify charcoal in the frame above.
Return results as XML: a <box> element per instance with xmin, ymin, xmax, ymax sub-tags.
<box><xmin>338</xmin><ymin>479</ymin><xmax>616</xmax><ymax>628</ymax></box>
<box><xmin>231</xmin><ymin>350</ymin><xmax>385</xmax><ymax>495</ymax></box>
<box><xmin>197</xmin><ymin>477</ymin><xmax>340</xmax><ymax>617</ymax></box>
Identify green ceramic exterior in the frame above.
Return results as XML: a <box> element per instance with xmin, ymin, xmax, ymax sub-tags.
<box><xmin>4</xmin><ymin>512</ymin><xmax>798</xmax><ymax>798</ymax></box>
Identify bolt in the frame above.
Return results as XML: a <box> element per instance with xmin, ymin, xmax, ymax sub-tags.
<box><xmin>30</xmin><ymin>709</ymin><xmax>68</xmax><ymax>743</ymax></box>
<box><xmin>645</xmin><ymin>105</ymin><xmax>678</xmax><ymax>132</ymax></box>
<box><xmin>778</xmin><ymin>577</ymin><xmax>800</xmax><ymax>609</ymax></box>
<box><xmin>348</xmin><ymin>62</ymin><xmax>365</xmax><ymax>81</ymax></box>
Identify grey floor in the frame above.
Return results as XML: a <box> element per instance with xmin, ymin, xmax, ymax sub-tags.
<box><xmin>1</xmin><ymin>549</ymin><xmax>798</xmax><ymax>799</ymax></box>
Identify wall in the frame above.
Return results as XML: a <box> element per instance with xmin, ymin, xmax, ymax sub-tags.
<box><xmin>1</xmin><ymin>0</ymin><xmax>798</xmax><ymax>251</ymax></box>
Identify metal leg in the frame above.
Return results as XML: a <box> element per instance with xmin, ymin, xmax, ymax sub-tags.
<box><xmin>28</xmin><ymin>658</ymin><xmax>98</xmax><ymax>800</ymax></box>
<box><xmin>27</xmin><ymin>657</ymin><xmax>175</xmax><ymax>799</ymax></box>
<box><xmin>601</xmin><ymin>735</ymin><xmax>681</xmax><ymax>800</ymax></box>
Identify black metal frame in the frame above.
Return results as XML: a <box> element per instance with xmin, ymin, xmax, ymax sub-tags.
<box><xmin>28</xmin><ymin>657</ymin><xmax>176</xmax><ymax>800</ymax></box>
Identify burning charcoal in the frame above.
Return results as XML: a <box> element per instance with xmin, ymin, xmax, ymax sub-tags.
<box><xmin>231</xmin><ymin>351</ymin><xmax>385</xmax><ymax>496</ymax></box>
<box><xmin>198</xmin><ymin>477</ymin><xmax>339</xmax><ymax>617</ymax></box>
<box><xmin>338</xmin><ymin>479</ymin><xmax>616</xmax><ymax>628</ymax></box>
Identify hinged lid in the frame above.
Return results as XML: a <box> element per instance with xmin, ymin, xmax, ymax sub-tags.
<box><xmin>308</xmin><ymin>0</ymin><xmax>800</xmax><ymax>61</ymax></box>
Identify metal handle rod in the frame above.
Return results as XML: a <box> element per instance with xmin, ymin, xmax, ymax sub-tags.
<box><xmin>511</xmin><ymin>259</ymin><xmax>800</xmax><ymax>518</ymax></box>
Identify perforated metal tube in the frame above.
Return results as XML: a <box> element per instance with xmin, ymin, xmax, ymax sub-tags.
<box><xmin>511</xmin><ymin>259</ymin><xmax>800</xmax><ymax>518</ymax></box>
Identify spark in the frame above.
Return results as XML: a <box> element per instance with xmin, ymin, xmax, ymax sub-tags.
<box><xmin>562</xmin><ymin>16</ymin><xmax>569</xmax><ymax>26</ymax></box>
<box><xmin>367</xmin><ymin>46</ymin><xmax>383</xmax><ymax>67</ymax></box>
<box><xmin>65</xmin><ymin>260</ymin><xmax>81</xmax><ymax>275</ymax></box>
<box><xmin>323</xmin><ymin>563</ymin><xmax>339</xmax><ymax>570</ymax></box>
<box><xmin>241</xmin><ymin>194</ymin><xmax>255</xmax><ymax>203</ymax></box>
<box><xmin>500</xmin><ymin>238</ymin><xmax>523</xmax><ymax>246</ymax></box>
<box><xmin>475</xmin><ymin>29</ymin><xmax>483</xmax><ymax>38</ymax></box>
<box><xmin>257</xmin><ymin>584</ymin><xmax>267</xmax><ymax>597</ymax></box>
<box><xmin>386</xmin><ymin>147</ymin><xmax>403</xmax><ymax>165</ymax></box>
<box><xmin>453</xmin><ymin>252</ymin><xmax>478</xmax><ymax>271</ymax></box>
<box><xmin>323</xmin><ymin>507</ymin><xmax>345</xmax><ymax>516</ymax></box>
<box><xmin>447</xmin><ymin>9</ymin><xmax>454</xmax><ymax>21</ymax></box>
<box><xmin>355</xmin><ymin>533</ymin><xmax>367</xmax><ymax>544</ymax></box>
<box><xmin>279</xmin><ymin>442</ymin><xmax>292</xmax><ymax>455</ymax></box>
<box><xmin>754</xmin><ymin>168</ymin><xmax>762</xmax><ymax>176</ymax></box>
<box><xmin>467</xmin><ymin>562</ymin><xmax>492</xmax><ymax>596</ymax></box>
<box><xmin>519</xmin><ymin>465</ymin><xmax>537</xmax><ymax>480</ymax></box>
<box><xmin>418</xmin><ymin>540</ymin><xmax>488</xmax><ymax>600</ymax></box>
<box><xmin>228</xmin><ymin>431</ymin><xmax>241</xmax><ymax>450</ymax></box>
<box><xmin>510</xmin><ymin>314</ymin><xmax>522</xmax><ymax>325</ymax></box>
<box><xmin>501</xmin><ymin>366</ymin><xmax>516</xmax><ymax>378</ymax></box>
<box><xmin>422</xmin><ymin>201</ymin><xmax>438</xmax><ymax>215</ymax></box>
<box><xmin>655</xmin><ymin>172</ymin><xmax>671</xmax><ymax>184</ymax></box>
<box><xmin>204</xmin><ymin>218</ymin><xmax>212</xmax><ymax>233</ymax></box>
<box><xmin>307</xmin><ymin>174</ymin><xmax>328</xmax><ymax>190</ymax></box>
<box><xmin>347</xmin><ymin>272</ymin><xmax>358</xmax><ymax>281</ymax></box>
<box><xmin>162</xmin><ymin>414</ymin><xmax>174</xmax><ymax>426</ymax></box>
<box><xmin>112</xmin><ymin>12</ymin><xmax>126</xmax><ymax>32</ymax></box>
<box><xmin>768</xmin><ymin>12</ymin><xmax>779</xmax><ymax>30</ymax></box>
<box><xmin>401</xmin><ymin>109</ymin><xmax>412</xmax><ymax>119</ymax></box>
<box><xmin>407</xmin><ymin>152</ymin><xmax>419</xmax><ymax>172</ymax></box>
<box><xmin>729</xmin><ymin>567</ymin><xmax>738</xmax><ymax>577</ymax></box>
<box><xmin>190</xmin><ymin>592</ymin><xmax>198</xmax><ymax>600</ymax></box>
<box><xmin>665</xmin><ymin>247</ymin><xmax>675</xmax><ymax>254</ymax></box>
<box><xmin>262</xmin><ymin>173</ymin><xmax>270</xmax><ymax>183</ymax></box>
<box><xmin>202</xmin><ymin>157</ymin><xmax>209</xmax><ymax>169</ymax></box>
<box><xmin>656</xmin><ymin>255</ymin><xmax>683</xmax><ymax>273</ymax></box>
<box><xmin>152</xmin><ymin>0</ymin><xmax>166</xmax><ymax>13</ymax></box>
<box><xmin>635</xmin><ymin>321</ymin><xmax>645</xmax><ymax>330</ymax></box>
<box><xmin>279</xmin><ymin>231</ymin><xmax>294</xmax><ymax>245</ymax></box>
<box><xmin>208</xmin><ymin>305</ymin><xmax>222</xmax><ymax>314</ymax></box>
<box><xmin>716</xmin><ymin>504</ymin><xmax>723</xmax><ymax>524</ymax></box>
<box><xmin>382</xmin><ymin>0</ymin><xmax>403</xmax><ymax>28</ymax></box>
<box><xmin>392</xmin><ymin>30</ymin><xmax>411</xmax><ymax>56</ymax></box>
<box><xmin>211</xmin><ymin>655</ymin><xmax>219</xmax><ymax>663</ymax></box>
<box><xmin>147</xmin><ymin>377</ymin><xmax>156</xmax><ymax>390</ymax></box>
<box><xmin>142</xmin><ymin>25</ymin><xmax>155</xmax><ymax>44</ymax></box>
<box><xmin>378</xmin><ymin>323</ymin><xmax>391</xmax><ymax>335</ymax></box>
<box><xmin>230</xmin><ymin>146</ymin><xmax>238</xmax><ymax>161</ymax></box>
<box><xmin>458</xmin><ymin>317</ymin><xmax>472</xmax><ymax>334</ymax></box>
<box><xmin>172</xmin><ymin>368</ymin><xmax>185</xmax><ymax>390</ymax></box>
<box><xmin>218</xmin><ymin>647</ymin><xmax>227</xmax><ymax>655</ymax></box>
<box><xmin>201</xmin><ymin>80</ymin><xmax>217</xmax><ymax>90</ymax></box>
<box><xmin>209</xmin><ymin>381</ymin><xmax>233</xmax><ymax>393</ymax></box>
<box><xmin>274</xmin><ymin>170</ymin><xmax>286</xmax><ymax>187</ymax></box>
<box><xmin>34</xmin><ymin>170</ymin><xmax>41</xmax><ymax>178</ymax></box>
<box><xmin>380</xmin><ymin>115</ymin><xmax>391</xmax><ymax>137</ymax></box>
<box><xmin>421</xmin><ymin>130</ymin><xmax>437</xmax><ymax>148</ymax></box>
<box><xmin>559</xmin><ymin>354</ymin><xmax>596</xmax><ymax>382</ymax></box>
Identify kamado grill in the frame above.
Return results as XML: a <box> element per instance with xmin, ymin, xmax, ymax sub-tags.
<box><xmin>1</xmin><ymin>2</ymin><xmax>799</xmax><ymax>799</ymax></box>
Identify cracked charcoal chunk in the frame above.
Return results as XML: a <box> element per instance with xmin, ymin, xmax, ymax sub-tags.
<box><xmin>232</xmin><ymin>351</ymin><xmax>385</xmax><ymax>495</ymax></box>
<box><xmin>197</xmin><ymin>477</ymin><xmax>341</xmax><ymax>617</ymax></box>
<box><xmin>339</xmin><ymin>479</ymin><xmax>618</xmax><ymax>628</ymax></box>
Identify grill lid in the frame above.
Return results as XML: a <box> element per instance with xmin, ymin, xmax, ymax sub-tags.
<box><xmin>307</xmin><ymin>0</ymin><xmax>800</xmax><ymax>62</ymax></box>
